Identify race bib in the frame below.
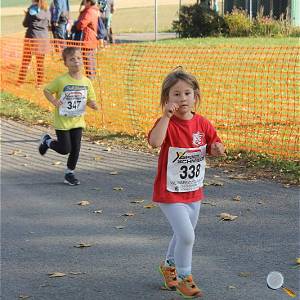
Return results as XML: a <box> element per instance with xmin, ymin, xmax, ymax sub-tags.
<box><xmin>59</xmin><ymin>87</ymin><xmax>87</xmax><ymax>117</ymax></box>
<box><xmin>167</xmin><ymin>146</ymin><xmax>206</xmax><ymax>192</ymax></box>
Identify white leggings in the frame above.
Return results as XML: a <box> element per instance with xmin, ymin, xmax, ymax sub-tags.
<box><xmin>159</xmin><ymin>201</ymin><xmax>201</xmax><ymax>277</ymax></box>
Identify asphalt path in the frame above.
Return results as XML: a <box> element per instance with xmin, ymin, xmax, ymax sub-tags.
<box><xmin>1</xmin><ymin>118</ymin><xmax>299</xmax><ymax>300</ymax></box>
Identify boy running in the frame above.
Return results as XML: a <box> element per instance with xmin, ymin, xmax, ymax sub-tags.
<box><xmin>39</xmin><ymin>47</ymin><xmax>98</xmax><ymax>185</ymax></box>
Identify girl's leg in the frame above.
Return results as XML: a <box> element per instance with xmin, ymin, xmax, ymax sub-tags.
<box><xmin>165</xmin><ymin>201</ymin><xmax>201</xmax><ymax>266</ymax></box>
<box><xmin>66</xmin><ymin>128</ymin><xmax>82</xmax><ymax>171</ymax></box>
<box><xmin>159</xmin><ymin>202</ymin><xmax>201</xmax><ymax>277</ymax></box>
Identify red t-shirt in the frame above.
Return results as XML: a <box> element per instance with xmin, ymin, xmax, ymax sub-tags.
<box><xmin>148</xmin><ymin>113</ymin><xmax>221</xmax><ymax>204</ymax></box>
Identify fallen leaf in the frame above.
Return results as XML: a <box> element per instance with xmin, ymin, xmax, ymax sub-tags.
<box><xmin>130</xmin><ymin>199</ymin><xmax>145</xmax><ymax>204</ymax></box>
<box><xmin>232</xmin><ymin>195</ymin><xmax>241</xmax><ymax>201</ymax></box>
<box><xmin>9</xmin><ymin>149</ymin><xmax>22</xmax><ymax>155</ymax></box>
<box><xmin>229</xmin><ymin>174</ymin><xmax>248</xmax><ymax>180</ymax></box>
<box><xmin>283</xmin><ymin>184</ymin><xmax>290</xmax><ymax>188</ymax></box>
<box><xmin>103</xmin><ymin>147</ymin><xmax>111</xmax><ymax>152</ymax></box>
<box><xmin>48</xmin><ymin>272</ymin><xmax>66</xmax><ymax>278</ymax></box>
<box><xmin>74</xmin><ymin>243</ymin><xmax>92</xmax><ymax>248</ymax></box>
<box><xmin>52</xmin><ymin>161</ymin><xmax>62</xmax><ymax>165</ymax></box>
<box><xmin>93</xmin><ymin>140</ymin><xmax>102</xmax><ymax>145</ymax></box>
<box><xmin>238</xmin><ymin>272</ymin><xmax>251</xmax><ymax>277</ymax></box>
<box><xmin>69</xmin><ymin>271</ymin><xmax>85</xmax><ymax>275</ymax></box>
<box><xmin>115</xmin><ymin>225</ymin><xmax>125</xmax><ymax>229</ymax></box>
<box><xmin>296</xmin><ymin>258</ymin><xmax>300</xmax><ymax>264</ymax></box>
<box><xmin>92</xmin><ymin>187</ymin><xmax>101</xmax><ymax>191</ymax></box>
<box><xmin>122</xmin><ymin>212</ymin><xmax>135</xmax><ymax>217</ymax></box>
<box><xmin>282</xmin><ymin>287</ymin><xmax>297</xmax><ymax>298</ymax></box>
<box><xmin>204</xmin><ymin>181</ymin><xmax>224</xmax><ymax>186</ymax></box>
<box><xmin>109</xmin><ymin>171</ymin><xmax>119</xmax><ymax>175</ymax></box>
<box><xmin>77</xmin><ymin>200</ymin><xmax>90</xmax><ymax>206</ymax></box>
<box><xmin>227</xmin><ymin>285</ymin><xmax>237</xmax><ymax>289</ymax></box>
<box><xmin>93</xmin><ymin>210</ymin><xmax>103</xmax><ymax>214</ymax></box>
<box><xmin>93</xmin><ymin>155</ymin><xmax>102</xmax><ymax>161</ymax></box>
<box><xmin>202</xmin><ymin>201</ymin><xmax>217</xmax><ymax>206</ymax></box>
<box><xmin>144</xmin><ymin>203</ymin><xmax>157</xmax><ymax>209</ymax></box>
<box><xmin>218</xmin><ymin>213</ymin><xmax>238</xmax><ymax>221</ymax></box>
<box><xmin>19</xmin><ymin>295</ymin><xmax>31</xmax><ymax>299</ymax></box>
<box><xmin>113</xmin><ymin>187</ymin><xmax>123</xmax><ymax>191</ymax></box>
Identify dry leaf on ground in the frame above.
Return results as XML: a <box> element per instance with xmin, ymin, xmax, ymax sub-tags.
<box><xmin>77</xmin><ymin>200</ymin><xmax>90</xmax><ymax>206</ymax></box>
<box><xmin>296</xmin><ymin>258</ymin><xmax>300</xmax><ymax>264</ymax></box>
<box><xmin>204</xmin><ymin>181</ymin><xmax>224</xmax><ymax>186</ymax></box>
<box><xmin>202</xmin><ymin>201</ymin><xmax>217</xmax><ymax>206</ymax></box>
<box><xmin>9</xmin><ymin>149</ymin><xmax>22</xmax><ymax>155</ymax></box>
<box><xmin>69</xmin><ymin>271</ymin><xmax>85</xmax><ymax>275</ymax></box>
<box><xmin>48</xmin><ymin>272</ymin><xmax>66</xmax><ymax>278</ymax></box>
<box><xmin>113</xmin><ymin>187</ymin><xmax>123</xmax><ymax>191</ymax></box>
<box><xmin>130</xmin><ymin>199</ymin><xmax>145</xmax><ymax>204</ymax></box>
<box><xmin>232</xmin><ymin>195</ymin><xmax>241</xmax><ymax>201</ymax></box>
<box><xmin>122</xmin><ymin>212</ymin><xmax>135</xmax><ymax>217</ymax></box>
<box><xmin>52</xmin><ymin>161</ymin><xmax>62</xmax><ymax>165</ymax></box>
<box><xmin>74</xmin><ymin>243</ymin><xmax>92</xmax><ymax>248</ymax></box>
<box><xmin>109</xmin><ymin>171</ymin><xmax>119</xmax><ymax>175</ymax></box>
<box><xmin>93</xmin><ymin>210</ymin><xmax>103</xmax><ymax>214</ymax></box>
<box><xmin>93</xmin><ymin>155</ymin><xmax>102</xmax><ymax>161</ymax></box>
<box><xmin>115</xmin><ymin>225</ymin><xmax>125</xmax><ymax>229</ymax></box>
<box><xmin>144</xmin><ymin>203</ymin><xmax>157</xmax><ymax>209</ymax></box>
<box><xmin>218</xmin><ymin>213</ymin><xmax>238</xmax><ymax>221</ymax></box>
<box><xmin>238</xmin><ymin>272</ymin><xmax>251</xmax><ymax>277</ymax></box>
<box><xmin>19</xmin><ymin>295</ymin><xmax>31</xmax><ymax>299</ymax></box>
<box><xmin>103</xmin><ymin>147</ymin><xmax>111</xmax><ymax>152</ymax></box>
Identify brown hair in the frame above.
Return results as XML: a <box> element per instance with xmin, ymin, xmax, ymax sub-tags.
<box><xmin>62</xmin><ymin>47</ymin><xmax>82</xmax><ymax>62</ymax></box>
<box><xmin>36</xmin><ymin>0</ymin><xmax>48</xmax><ymax>11</ymax></box>
<box><xmin>160</xmin><ymin>67</ymin><xmax>201</xmax><ymax>109</ymax></box>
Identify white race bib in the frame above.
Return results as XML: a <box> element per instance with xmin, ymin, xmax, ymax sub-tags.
<box><xmin>167</xmin><ymin>145</ymin><xmax>206</xmax><ymax>193</ymax></box>
<box><xmin>59</xmin><ymin>88</ymin><xmax>87</xmax><ymax>117</ymax></box>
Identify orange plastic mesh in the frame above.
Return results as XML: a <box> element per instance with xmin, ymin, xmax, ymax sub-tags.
<box><xmin>1</xmin><ymin>37</ymin><xmax>299</xmax><ymax>159</ymax></box>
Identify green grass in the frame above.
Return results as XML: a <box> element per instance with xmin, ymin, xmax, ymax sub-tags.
<box><xmin>1</xmin><ymin>91</ymin><xmax>299</xmax><ymax>184</ymax></box>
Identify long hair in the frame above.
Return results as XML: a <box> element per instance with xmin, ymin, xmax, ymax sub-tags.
<box><xmin>160</xmin><ymin>67</ymin><xmax>201</xmax><ymax>109</ymax></box>
<box><xmin>37</xmin><ymin>0</ymin><xmax>49</xmax><ymax>11</ymax></box>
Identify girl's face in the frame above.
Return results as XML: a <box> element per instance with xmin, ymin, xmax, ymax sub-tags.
<box><xmin>167</xmin><ymin>79</ymin><xmax>196</xmax><ymax>118</ymax></box>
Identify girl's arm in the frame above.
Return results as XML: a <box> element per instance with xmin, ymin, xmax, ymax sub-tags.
<box><xmin>148</xmin><ymin>102</ymin><xmax>179</xmax><ymax>148</ymax></box>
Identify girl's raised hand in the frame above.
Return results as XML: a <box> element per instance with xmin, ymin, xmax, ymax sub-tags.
<box><xmin>164</xmin><ymin>102</ymin><xmax>179</xmax><ymax>118</ymax></box>
<box><xmin>210</xmin><ymin>142</ymin><xmax>226</xmax><ymax>157</ymax></box>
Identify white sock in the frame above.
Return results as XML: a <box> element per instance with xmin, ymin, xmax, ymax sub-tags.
<box><xmin>65</xmin><ymin>169</ymin><xmax>74</xmax><ymax>174</ymax></box>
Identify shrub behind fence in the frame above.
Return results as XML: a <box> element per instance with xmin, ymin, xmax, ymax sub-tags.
<box><xmin>1</xmin><ymin>38</ymin><xmax>299</xmax><ymax>159</ymax></box>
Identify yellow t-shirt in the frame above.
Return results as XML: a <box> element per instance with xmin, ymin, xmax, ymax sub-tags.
<box><xmin>45</xmin><ymin>73</ymin><xmax>96</xmax><ymax>130</ymax></box>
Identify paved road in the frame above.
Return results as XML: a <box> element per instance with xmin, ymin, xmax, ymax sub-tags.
<box><xmin>1</xmin><ymin>118</ymin><xmax>299</xmax><ymax>300</ymax></box>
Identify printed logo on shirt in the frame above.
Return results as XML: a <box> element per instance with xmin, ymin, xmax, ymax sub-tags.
<box><xmin>192</xmin><ymin>131</ymin><xmax>204</xmax><ymax>147</ymax></box>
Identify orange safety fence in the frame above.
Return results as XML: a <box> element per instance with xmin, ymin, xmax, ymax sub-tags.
<box><xmin>1</xmin><ymin>37</ymin><xmax>299</xmax><ymax>159</ymax></box>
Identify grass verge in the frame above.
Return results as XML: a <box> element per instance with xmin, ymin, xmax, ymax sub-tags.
<box><xmin>1</xmin><ymin>92</ymin><xmax>299</xmax><ymax>185</ymax></box>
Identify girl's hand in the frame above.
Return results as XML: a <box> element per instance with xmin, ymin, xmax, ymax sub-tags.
<box><xmin>210</xmin><ymin>142</ymin><xmax>226</xmax><ymax>157</ymax></box>
<box><xmin>163</xmin><ymin>102</ymin><xmax>179</xmax><ymax>118</ymax></box>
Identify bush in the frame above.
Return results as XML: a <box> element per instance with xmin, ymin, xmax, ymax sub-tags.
<box><xmin>224</xmin><ymin>8</ymin><xmax>252</xmax><ymax>36</ymax></box>
<box><xmin>172</xmin><ymin>3</ymin><xmax>228</xmax><ymax>37</ymax></box>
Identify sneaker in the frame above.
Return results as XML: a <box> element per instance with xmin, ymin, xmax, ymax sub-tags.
<box><xmin>38</xmin><ymin>134</ymin><xmax>51</xmax><ymax>155</ymax></box>
<box><xmin>64</xmin><ymin>173</ymin><xmax>80</xmax><ymax>186</ymax></box>
<box><xmin>159</xmin><ymin>262</ymin><xmax>178</xmax><ymax>291</ymax></box>
<box><xmin>176</xmin><ymin>275</ymin><xmax>203</xmax><ymax>299</ymax></box>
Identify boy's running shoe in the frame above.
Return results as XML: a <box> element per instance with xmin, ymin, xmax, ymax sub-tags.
<box><xmin>38</xmin><ymin>134</ymin><xmax>51</xmax><ymax>155</ymax></box>
<box><xmin>159</xmin><ymin>262</ymin><xmax>178</xmax><ymax>290</ymax></box>
<box><xmin>64</xmin><ymin>173</ymin><xmax>80</xmax><ymax>186</ymax></box>
<box><xmin>176</xmin><ymin>275</ymin><xmax>203</xmax><ymax>299</ymax></box>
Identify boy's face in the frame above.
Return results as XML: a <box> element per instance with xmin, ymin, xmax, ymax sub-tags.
<box><xmin>64</xmin><ymin>50</ymin><xmax>83</xmax><ymax>72</ymax></box>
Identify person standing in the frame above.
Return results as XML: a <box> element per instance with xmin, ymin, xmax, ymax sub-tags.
<box><xmin>18</xmin><ymin>0</ymin><xmax>51</xmax><ymax>87</ymax></box>
<box><xmin>76</xmin><ymin>0</ymin><xmax>100</xmax><ymax>79</ymax></box>
<box><xmin>99</xmin><ymin>0</ymin><xmax>115</xmax><ymax>44</ymax></box>
<box><xmin>51</xmin><ymin>0</ymin><xmax>70</xmax><ymax>40</ymax></box>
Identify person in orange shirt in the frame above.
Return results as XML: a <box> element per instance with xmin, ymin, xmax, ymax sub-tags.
<box><xmin>76</xmin><ymin>0</ymin><xmax>100</xmax><ymax>79</ymax></box>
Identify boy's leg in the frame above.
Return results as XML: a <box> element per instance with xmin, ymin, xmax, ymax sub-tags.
<box><xmin>67</xmin><ymin>127</ymin><xmax>82</xmax><ymax>171</ymax></box>
<box><xmin>50</xmin><ymin>130</ymin><xmax>72</xmax><ymax>155</ymax></box>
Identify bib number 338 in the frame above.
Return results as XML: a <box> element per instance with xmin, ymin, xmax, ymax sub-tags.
<box><xmin>167</xmin><ymin>146</ymin><xmax>206</xmax><ymax>192</ymax></box>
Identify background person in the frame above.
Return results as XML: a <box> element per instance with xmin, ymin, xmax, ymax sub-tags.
<box><xmin>76</xmin><ymin>0</ymin><xmax>100</xmax><ymax>79</ymax></box>
<box><xmin>18</xmin><ymin>0</ymin><xmax>51</xmax><ymax>87</ymax></box>
<box><xmin>50</xmin><ymin>0</ymin><xmax>70</xmax><ymax>40</ymax></box>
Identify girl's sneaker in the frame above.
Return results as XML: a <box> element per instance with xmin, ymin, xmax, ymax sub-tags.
<box><xmin>159</xmin><ymin>262</ymin><xmax>178</xmax><ymax>290</ymax></box>
<box><xmin>176</xmin><ymin>275</ymin><xmax>203</xmax><ymax>299</ymax></box>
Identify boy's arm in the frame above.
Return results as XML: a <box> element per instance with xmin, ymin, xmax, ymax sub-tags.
<box><xmin>87</xmin><ymin>99</ymin><xmax>98</xmax><ymax>110</ymax></box>
<box><xmin>43</xmin><ymin>89</ymin><xmax>62</xmax><ymax>107</ymax></box>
